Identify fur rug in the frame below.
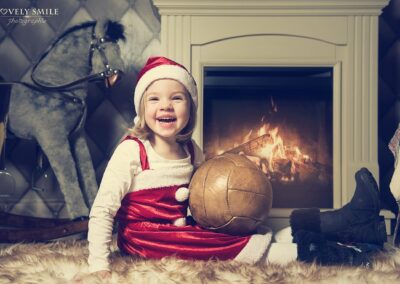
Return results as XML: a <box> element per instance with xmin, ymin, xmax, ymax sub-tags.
<box><xmin>1</xmin><ymin>238</ymin><xmax>400</xmax><ymax>284</ymax></box>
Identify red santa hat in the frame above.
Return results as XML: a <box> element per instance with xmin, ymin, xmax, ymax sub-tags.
<box><xmin>133</xmin><ymin>56</ymin><xmax>198</xmax><ymax>125</ymax></box>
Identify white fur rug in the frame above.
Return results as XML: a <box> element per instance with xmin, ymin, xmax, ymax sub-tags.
<box><xmin>1</xmin><ymin>238</ymin><xmax>400</xmax><ymax>284</ymax></box>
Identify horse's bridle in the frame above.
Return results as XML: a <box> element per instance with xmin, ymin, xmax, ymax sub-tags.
<box><xmin>29</xmin><ymin>23</ymin><xmax>123</xmax><ymax>92</ymax></box>
<box><xmin>89</xmin><ymin>33</ymin><xmax>121</xmax><ymax>81</ymax></box>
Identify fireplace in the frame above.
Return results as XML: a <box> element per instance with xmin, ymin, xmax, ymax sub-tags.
<box><xmin>203</xmin><ymin>66</ymin><xmax>333</xmax><ymax>208</ymax></box>
<box><xmin>153</xmin><ymin>0</ymin><xmax>391</xmax><ymax>228</ymax></box>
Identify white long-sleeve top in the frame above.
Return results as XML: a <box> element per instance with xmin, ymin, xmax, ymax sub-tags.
<box><xmin>87</xmin><ymin>138</ymin><xmax>204</xmax><ymax>273</ymax></box>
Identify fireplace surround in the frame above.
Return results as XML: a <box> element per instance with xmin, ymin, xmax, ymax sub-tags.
<box><xmin>153</xmin><ymin>0</ymin><xmax>391</xmax><ymax>228</ymax></box>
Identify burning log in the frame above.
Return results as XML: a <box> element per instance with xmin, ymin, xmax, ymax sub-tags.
<box><xmin>222</xmin><ymin>133</ymin><xmax>328</xmax><ymax>184</ymax></box>
<box><xmin>224</xmin><ymin>133</ymin><xmax>272</xmax><ymax>156</ymax></box>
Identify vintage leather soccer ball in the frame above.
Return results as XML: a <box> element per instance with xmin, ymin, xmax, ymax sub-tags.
<box><xmin>189</xmin><ymin>153</ymin><xmax>273</xmax><ymax>236</ymax></box>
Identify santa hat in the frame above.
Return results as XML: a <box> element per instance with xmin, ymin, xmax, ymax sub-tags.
<box><xmin>133</xmin><ymin>56</ymin><xmax>198</xmax><ymax>125</ymax></box>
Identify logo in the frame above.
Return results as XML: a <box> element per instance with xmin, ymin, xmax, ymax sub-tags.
<box><xmin>0</xmin><ymin>8</ymin><xmax>60</xmax><ymax>26</ymax></box>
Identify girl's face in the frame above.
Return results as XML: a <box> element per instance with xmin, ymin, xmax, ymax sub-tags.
<box><xmin>143</xmin><ymin>79</ymin><xmax>190</xmax><ymax>143</ymax></box>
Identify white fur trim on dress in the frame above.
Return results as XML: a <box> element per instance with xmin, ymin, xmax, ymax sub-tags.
<box><xmin>173</xmin><ymin>217</ymin><xmax>187</xmax><ymax>227</ymax></box>
<box><xmin>274</xmin><ymin>226</ymin><xmax>293</xmax><ymax>243</ymax></box>
<box><xmin>234</xmin><ymin>228</ymin><xmax>273</xmax><ymax>264</ymax></box>
<box><xmin>132</xmin><ymin>167</ymin><xmax>192</xmax><ymax>192</ymax></box>
<box><xmin>175</xmin><ymin>187</ymin><xmax>189</xmax><ymax>202</ymax></box>
<box><xmin>134</xmin><ymin>64</ymin><xmax>198</xmax><ymax>118</ymax></box>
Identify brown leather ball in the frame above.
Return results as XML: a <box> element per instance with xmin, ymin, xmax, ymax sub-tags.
<box><xmin>189</xmin><ymin>153</ymin><xmax>273</xmax><ymax>236</ymax></box>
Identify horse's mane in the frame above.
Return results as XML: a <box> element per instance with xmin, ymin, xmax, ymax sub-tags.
<box><xmin>31</xmin><ymin>20</ymin><xmax>125</xmax><ymax>87</ymax></box>
<box><xmin>39</xmin><ymin>21</ymin><xmax>97</xmax><ymax>62</ymax></box>
<box><xmin>38</xmin><ymin>20</ymin><xmax>124</xmax><ymax>63</ymax></box>
<box><xmin>31</xmin><ymin>21</ymin><xmax>96</xmax><ymax>87</ymax></box>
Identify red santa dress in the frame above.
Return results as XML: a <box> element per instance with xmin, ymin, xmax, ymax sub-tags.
<box><xmin>116</xmin><ymin>137</ymin><xmax>272</xmax><ymax>262</ymax></box>
<box><xmin>87</xmin><ymin>137</ymin><xmax>272</xmax><ymax>272</ymax></box>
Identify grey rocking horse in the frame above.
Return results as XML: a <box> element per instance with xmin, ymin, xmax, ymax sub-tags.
<box><xmin>7</xmin><ymin>19</ymin><xmax>126</xmax><ymax>219</ymax></box>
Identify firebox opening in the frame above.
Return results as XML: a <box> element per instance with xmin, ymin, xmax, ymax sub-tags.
<box><xmin>203</xmin><ymin>66</ymin><xmax>333</xmax><ymax>208</ymax></box>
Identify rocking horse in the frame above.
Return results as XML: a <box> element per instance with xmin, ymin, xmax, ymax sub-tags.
<box><xmin>0</xmin><ymin>19</ymin><xmax>126</xmax><ymax>242</ymax></box>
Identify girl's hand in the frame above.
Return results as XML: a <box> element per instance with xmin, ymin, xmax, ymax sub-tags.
<box><xmin>72</xmin><ymin>270</ymin><xmax>111</xmax><ymax>283</ymax></box>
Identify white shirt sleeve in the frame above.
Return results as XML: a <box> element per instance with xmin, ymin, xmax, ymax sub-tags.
<box><xmin>87</xmin><ymin>140</ymin><xmax>140</xmax><ymax>273</ymax></box>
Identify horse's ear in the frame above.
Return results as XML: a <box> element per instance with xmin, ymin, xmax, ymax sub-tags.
<box><xmin>104</xmin><ymin>20</ymin><xmax>125</xmax><ymax>42</ymax></box>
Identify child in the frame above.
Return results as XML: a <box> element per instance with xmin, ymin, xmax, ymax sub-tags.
<box><xmin>82</xmin><ymin>56</ymin><xmax>273</xmax><ymax>279</ymax></box>
<box><xmin>80</xmin><ymin>57</ymin><xmax>386</xmax><ymax>280</ymax></box>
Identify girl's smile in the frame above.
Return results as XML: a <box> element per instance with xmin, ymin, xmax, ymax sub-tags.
<box><xmin>156</xmin><ymin>115</ymin><xmax>177</xmax><ymax>127</ymax></box>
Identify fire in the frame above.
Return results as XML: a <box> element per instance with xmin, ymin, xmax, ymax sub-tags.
<box><xmin>214</xmin><ymin>122</ymin><xmax>311</xmax><ymax>183</ymax></box>
<box><xmin>207</xmin><ymin>98</ymin><xmax>312</xmax><ymax>182</ymax></box>
<box><xmin>242</xmin><ymin>130</ymin><xmax>253</xmax><ymax>143</ymax></box>
<box><xmin>253</xmin><ymin>124</ymin><xmax>311</xmax><ymax>182</ymax></box>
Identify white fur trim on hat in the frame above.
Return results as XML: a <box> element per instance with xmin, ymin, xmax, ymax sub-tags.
<box><xmin>175</xmin><ymin>187</ymin><xmax>189</xmax><ymax>202</ymax></box>
<box><xmin>173</xmin><ymin>217</ymin><xmax>187</xmax><ymax>227</ymax></box>
<box><xmin>134</xmin><ymin>65</ymin><xmax>198</xmax><ymax>122</ymax></box>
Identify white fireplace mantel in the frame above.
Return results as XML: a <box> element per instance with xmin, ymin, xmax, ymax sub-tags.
<box><xmin>153</xmin><ymin>0</ymin><xmax>390</xmax><ymax>222</ymax></box>
<box><xmin>154</xmin><ymin>0</ymin><xmax>389</xmax><ymax>15</ymax></box>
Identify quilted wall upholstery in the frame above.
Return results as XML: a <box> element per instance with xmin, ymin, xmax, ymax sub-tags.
<box><xmin>379</xmin><ymin>0</ymin><xmax>400</xmax><ymax>213</ymax></box>
<box><xmin>0</xmin><ymin>0</ymin><xmax>161</xmax><ymax>218</ymax></box>
<box><xmin>0</xmin><ymin>0</ymin><xmax>399</xmax><ymax>218</ymax></box>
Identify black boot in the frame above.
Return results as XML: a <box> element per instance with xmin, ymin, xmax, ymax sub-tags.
<box><xmin>294</xmin><ymin>230</ymin><xmax>383</xmax><ymax>266</ymax></box>
<box><xmin>290</xmin><ymin>168</ymin><xmax>386</xmax><ymax>245</ymax></box>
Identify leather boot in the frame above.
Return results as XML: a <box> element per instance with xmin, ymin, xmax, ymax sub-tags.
<box><xmin>294</xmin><ymin>230</ymin><xmax>383</xmax><ymax>266</ymax></box>
<box><xmin>319</xmin><ymin>167</ymin><xmax>380</xmax><ymax>232</ymax></box>
<box><xmin>290</xmin><ymin>168</ymin><xmax>386</xmax><ymax>245</ymax></box>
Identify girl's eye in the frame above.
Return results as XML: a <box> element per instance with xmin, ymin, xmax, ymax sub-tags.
<box><xmin>147</xmin><ymin>97</ymin><xmax>159</xmax><ymax>101</ymax></box>
<box><xmin>173</xmin><ymin>96</ymin><xmax>184</xmax><ymax>101</ymax></box>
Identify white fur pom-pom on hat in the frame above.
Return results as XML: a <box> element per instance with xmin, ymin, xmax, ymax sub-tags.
<box><xmin>175</xmin><ymin>187</ymin><xmax>189</xmax><ymax>202</ymax></box>
<box><xmin>133</xmin><ymin>56</ymin><xmax>198</xmax><ymax>124</ymax></box>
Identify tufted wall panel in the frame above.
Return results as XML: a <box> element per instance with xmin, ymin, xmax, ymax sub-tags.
<box><xmin>379</xmin><ymin>0</ymin><xmax>400</xmax><ymax>213</ymax></box>
<box><xmin>0</xmin><ymin>0</ymin><xmax>399</xmax><ymax>218</ymax></box>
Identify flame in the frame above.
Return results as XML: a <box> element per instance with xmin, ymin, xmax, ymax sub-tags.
<box><xmin>270</xmin><ymin>97</ymin><xmax>278</xmax><ymax>113</ymax></box>
<box><xmin>207</xmin><ymin>106</ymin><xmax>311</xmax><ymax>183</ymax></box>
<box><xmin>257</xmin><ymin>123</ymin><xmax>269</xmax><ymax>136</ymax></box>
<box><xmin>252</xmin><ymin>124</ymin><xmax>311</xmax><ymax>182</ymax></box>
<box><xmin>243</xmin><ymin>130</ymin><xmax>252</xmax><ymax>143</ymax></box>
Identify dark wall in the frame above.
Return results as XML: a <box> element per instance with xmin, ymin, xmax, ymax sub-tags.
<box><xmin>379</xmin><ymin>0</ymin><xmax>400</xmax><ymax>213</ymax></box>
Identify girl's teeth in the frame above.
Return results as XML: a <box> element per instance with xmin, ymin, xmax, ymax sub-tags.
<box><xmin>158</xmin><ymin>118</ymin><xmax>176</xmax><ymax>122</ymax></box>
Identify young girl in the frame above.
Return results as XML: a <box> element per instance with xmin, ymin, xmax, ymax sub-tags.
<box><xmin>82</xmin><ymin>56</ymin><xmax>386</xmax><ymax>279</ymax></box>
<box><xmin>83</xmin><ymin>56</ymin><xmax>278</xmax><ymax>279</ymax></box>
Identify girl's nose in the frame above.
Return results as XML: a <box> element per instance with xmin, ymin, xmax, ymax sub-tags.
<box><xmin>160</xmin><ymin>99</ymin><xmax>172</xmax><ymax>110</ymax></box>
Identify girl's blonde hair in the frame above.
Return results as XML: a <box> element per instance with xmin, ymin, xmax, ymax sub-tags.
<box><xmin>130</xmin><ymin>88</ymin><xmax>197</xmax><ymax>144</ymax></box>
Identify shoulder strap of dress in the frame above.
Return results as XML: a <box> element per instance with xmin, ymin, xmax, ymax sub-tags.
<box><xmin>123</xmin><ymin>136</ymin><xmax>150</xmax><ymax>171</ymax></box>
<box><xmin>187</xmin><ymin>140</ymin><xmax>195</xmax><ymax>165</ymax></box>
